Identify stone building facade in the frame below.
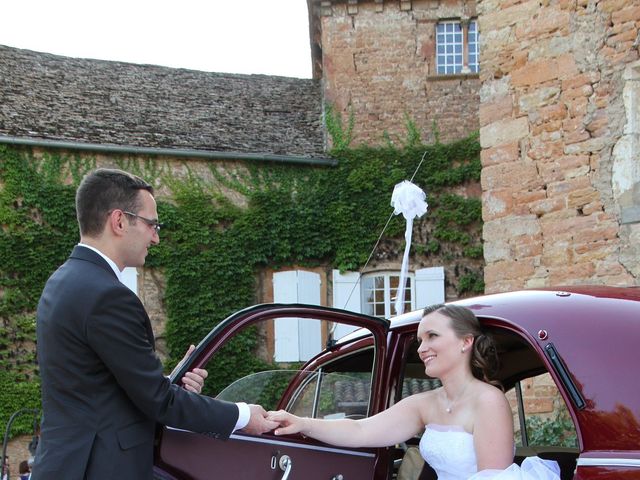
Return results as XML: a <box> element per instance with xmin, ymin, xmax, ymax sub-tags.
<box><xmin>308</xmin><ymin>0</ymin><xmax>640</xmax><ymax>430</ymax></box>
<box><xmin>309</xmin><ymin>0</ymin><xmax>481</xmax><ymax>144</ymax></box>
<box><xmin>477</xmin><ymin>0</ymin><xmax>640</xmax><ymax>292</ymax></box>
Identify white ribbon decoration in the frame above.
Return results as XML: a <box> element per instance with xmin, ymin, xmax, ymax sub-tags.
<box><xmin>390</xmin><ymin>180</ymin><xmax>428</xmax><ymax>316</ymax></box>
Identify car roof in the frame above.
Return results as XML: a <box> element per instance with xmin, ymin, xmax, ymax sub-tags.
<box><xmin>337</xmin><ymin>285</ymin><xmax>640</xmax><ymax>335</ymax></box>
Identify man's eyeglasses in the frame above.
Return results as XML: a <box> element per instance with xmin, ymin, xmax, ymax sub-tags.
<box><xmin>123</xmin><ymin>211</ymin><xmax>163</xmax><ymax>233</ymax></box>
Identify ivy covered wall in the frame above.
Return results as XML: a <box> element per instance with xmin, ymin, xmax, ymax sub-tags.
<box><xmin>0</xmin><ymin>126</ymin><xmax>482</xmax><ymax>437</ymax></box>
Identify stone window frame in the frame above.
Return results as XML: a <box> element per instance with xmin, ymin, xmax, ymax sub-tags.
<box><xmin>435</xmin><ymin>17</ymin><xmax>480</xmax><ymax>76</ymax></box>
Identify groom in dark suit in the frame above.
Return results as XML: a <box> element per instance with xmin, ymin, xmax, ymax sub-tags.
<box><xmin>32</xmin><ymin>168</ymin><xmax>277</xmax><ymax>479</ymax></box>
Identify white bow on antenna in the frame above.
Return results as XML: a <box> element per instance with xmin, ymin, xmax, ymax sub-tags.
<box><xmin>390</xmin><ymin>180</ymin><xmax>428</xmax><ymax>316</ymax></box>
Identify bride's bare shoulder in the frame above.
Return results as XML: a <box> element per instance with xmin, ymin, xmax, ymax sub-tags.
<box><xmin>474</xmin><ymin>382</ymin><xmax>510</xmax><ymax>411</ymax></box>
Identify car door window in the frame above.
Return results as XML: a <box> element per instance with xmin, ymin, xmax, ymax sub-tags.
<box><xmin>397</xmin><ymin>336</ymin><xmax>441</xmax><ymax>401</ymax></box>
<box><xmin>215</xmin><ymin>369</ymin><xmax>303</xmax><ymax>410</ymax></box>
<box><xmin>510</xmin><ymin>373</ymin><xmax>578</xmax><ymax>449</ymax></box>
<box><xmin>186</xmin><ymin>312</ymin><xmax>385</xmax><ymax>418</ymax></box>
<box><xmin>287</xmin><ymin>348</ymin><xmax>374</xmax><ymax>420</ymax></box>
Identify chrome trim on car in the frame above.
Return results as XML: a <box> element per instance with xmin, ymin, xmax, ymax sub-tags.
<box><xmin>577</xmin><ymin>458</ymin><xmax>640</xmax><ymax>467</ymax></box>
<box><xmin>229</xmin><ymin>433</ymin><xmax>376</xmax><ymax>458</ymax></box>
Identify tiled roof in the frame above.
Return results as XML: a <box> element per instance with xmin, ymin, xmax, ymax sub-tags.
<box><xmin>0</xmin><ymin>45</ymin><xmax>327</xmax><ymax>159</ymax></box>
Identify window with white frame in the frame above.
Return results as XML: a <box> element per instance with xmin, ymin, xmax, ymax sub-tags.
<box><xmin>467</xmin><ymin>20</ymin><xmax>479</xmax><ymax>73</ymax></box>
<box><xmin>361</xmin><ymin>272</ymin><xmax>414</xmax><ymax>318</ymax></box>
<box><xmin>332</xmin><ymin>267</ymin><xmax>445</xmax><ymax>338</ymax></box>
<box><xmin>436</xmin><ymin>19</ymin><xmax>480</xmax><ymax>75</ymax></box>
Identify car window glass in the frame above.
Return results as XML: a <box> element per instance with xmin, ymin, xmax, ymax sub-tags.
<box><xmin>398</xmin><ymin>336</ymin><xmax>441</xmax><ymax>401</ymax></box>
<box><xmin>509</xmin><ymin>373</ymin><xmax>578</xmax><ymax>448</ymax></box>
<box><xmin>288</xmin><ymin>347</ymin><xmax>374</xmax><ymax>420</ymax></box>
<box><xmin>215</xmin><ymin>369</ymin><xmax>302</xmax><ymax>408</ymax></box>
<box><xmin>197</xmin><ymin>316</ymin><xmax>377</xmax><ymax>414</ymax></box>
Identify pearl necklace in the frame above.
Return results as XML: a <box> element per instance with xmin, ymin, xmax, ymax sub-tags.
<box><xmin>444</xmin><ymin>381</ymin><xmax>472</xmax><ymax>414</ymax></box>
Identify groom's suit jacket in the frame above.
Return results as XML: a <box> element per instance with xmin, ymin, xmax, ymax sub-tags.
<box><xmin>32</xmin><ymin>246</ymin><xmax>238</xmax><ymax>480</ymax></box>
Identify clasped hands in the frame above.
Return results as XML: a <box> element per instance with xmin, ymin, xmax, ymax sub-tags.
<box><xmin>241</xmin><ymin>408</ymin><xmax>305</xmax><ymax>436</ymax></box>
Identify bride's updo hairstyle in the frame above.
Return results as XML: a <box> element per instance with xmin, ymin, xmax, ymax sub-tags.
<box><xmin>422</xmin><ymin>304</ymin><xmax>501</xmax><ymax>389</ymax></box>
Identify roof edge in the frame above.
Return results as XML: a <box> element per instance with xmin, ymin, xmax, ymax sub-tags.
<box><xmin>0</xmin><ymin>135</ymin><xmax>337</xmax><ymax>167</ymax></box>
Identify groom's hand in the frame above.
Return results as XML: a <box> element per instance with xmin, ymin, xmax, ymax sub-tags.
<box><xmin>172</xmin><ymin>344</ymin><xmax>209</xmax><ymax>393</ymax></box>
<box><xmin>241</xmin><ymin>404</ymin><xmax>279</xmax><ymax>435</ymax></box>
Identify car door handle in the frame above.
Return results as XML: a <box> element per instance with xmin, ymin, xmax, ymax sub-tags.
<box><xmin>279</xmin><ymin>454</ymin><xmax>292</xmax><ymax>480</ymax></box>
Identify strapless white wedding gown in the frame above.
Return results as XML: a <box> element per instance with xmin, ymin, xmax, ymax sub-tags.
<box><xmin>419</xmin><ymin>424</ymin><xmax>561</xmax><ymax>480</ymax></box>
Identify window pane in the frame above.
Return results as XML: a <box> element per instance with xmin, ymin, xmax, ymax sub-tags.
<box><xmin>399</xmin><ymin>337</ymin><xmax>442</xmax><ymax>401</ymax></box>
<box><xmin>468</xmin><ymin>19</ymin><xmax>480</xmax><ymax>73</ymax></box>
<box><xmin>361</xmin><ymin>272</ymin><xmax>415</xmax><ymax>318</ymax></box>
<box><xmin>364</xmin><ymin>289</ymin><xmax>374</xmax><ymax>303</ymax></box>
<box><xmin>509</xmin><ymin>374</ymin><xmax>578</xmax><ymax>449</ymax></box>
<box><xmin>436</xmin><ymin>20</ymin><xmax>464</xmax><ymax>76</ymax></box>
<box><xmin>217</xmin><ymin>370</ymin><xmax>299</xmax><ymax>410</ymax></box>
<box><xmin>360</xmin><ymin>276</ymin><xmax>374</xmax><ymax>316</ymax></box>
<box><xmin>281</xmin><ymin>372</ymin><xmax>318</xmax><ymax>417</ymax></box>
<box><xmin>289</xmin><ymin>348</ymin><xmax>375</xmax><ymax>420</ymax></box>
<box><xmin>317</xmin><ymin>372</ymin><xmax>372</xmax><ymax>419</ymax></box>
<box><xmin>404</xmin><ymin>287</ymin><xmax>412</xmax><ymax>302</ymax></box>
<box><xmin>375</xmin><ymin>289</ymin><xmax>385</xmax><ymax>303</ymax></box>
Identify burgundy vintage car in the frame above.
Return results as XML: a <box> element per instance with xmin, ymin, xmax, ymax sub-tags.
<box><xmin>153</xmin><ymin>286</ymin><xmax>640</xmax><ymax>479</ymax></box>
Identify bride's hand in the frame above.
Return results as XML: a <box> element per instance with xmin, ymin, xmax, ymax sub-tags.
<box><xmin>267</xmin><ymin>410</ymin><xmax>307</xmax><ymax>436</ymax></box>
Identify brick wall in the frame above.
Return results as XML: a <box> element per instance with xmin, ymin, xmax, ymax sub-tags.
<box><xmin>318</xmin><ymin>0</ymin><xmax>480</xmax><ymax>145</ymax></box>
<box><xmin>478</xmin><ymin>0</ymin><xmax>640</xmax><ymax>293</ymax></box>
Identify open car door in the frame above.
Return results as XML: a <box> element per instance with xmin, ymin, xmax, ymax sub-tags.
<box><xmin>154</xmin><ymin>304</ymin><xmax>390</xmax><ymax>480</ymax></box>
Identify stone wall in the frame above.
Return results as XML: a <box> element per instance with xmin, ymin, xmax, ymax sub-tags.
<box><xmin>318</xmin><ymin>0</ymin><xmax>480</xmax><ymax>145</ymax></box>
<box><xmin>478</xmin><ymin>0</ymin><xmax>640</xmax><ymax>293</ymax></box>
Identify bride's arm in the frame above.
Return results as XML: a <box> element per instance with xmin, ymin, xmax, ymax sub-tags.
<box><xmin>269</xmin><ymin>392</ymin><xmax>428</xmax><ymax>448</ymax></box>
<box><xmin>473</xmin><ymin>386</ymin><xmax>515</xmax><ymax>471</ymax></box>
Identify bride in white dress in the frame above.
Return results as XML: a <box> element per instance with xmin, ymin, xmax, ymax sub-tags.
<box><xmin>268</xmin><ymin>304</ymin><xmax>562</xmax><ymax>479</ymax></box>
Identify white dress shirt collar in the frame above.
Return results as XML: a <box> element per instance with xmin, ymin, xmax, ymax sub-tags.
<box><xmin>77</xmin><ymin>243</ymin><xmax>123</xmax><ymax>283</ymax></box>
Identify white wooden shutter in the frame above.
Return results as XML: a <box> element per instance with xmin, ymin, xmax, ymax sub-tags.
<box><xmin>273</xmin><ymin>270</ymin><xmax>321</xmax><ymax>362</ymax></box>
<box><xmin>331</xmin><ymin>269</ymin><xmax>361</xmax><ymax>339</ymax></box>
<box><xmin>415</xmin><ymin>266</ymin><xmax>445</xmax><ymax>309</ymax></box>
<box><xmin>297</xmin><ymin>271</ymin><xmax>322</xmax><ymax>360</ymax></box>
<box><xmin>332</xmin><ymin>270</ymin><xmax>361</xmax><ymax>312</ymax></box>
<box><xmin>274</xmin><ymin>271</ymin><xmax>298</xmax><ymax>362</ymax></box>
